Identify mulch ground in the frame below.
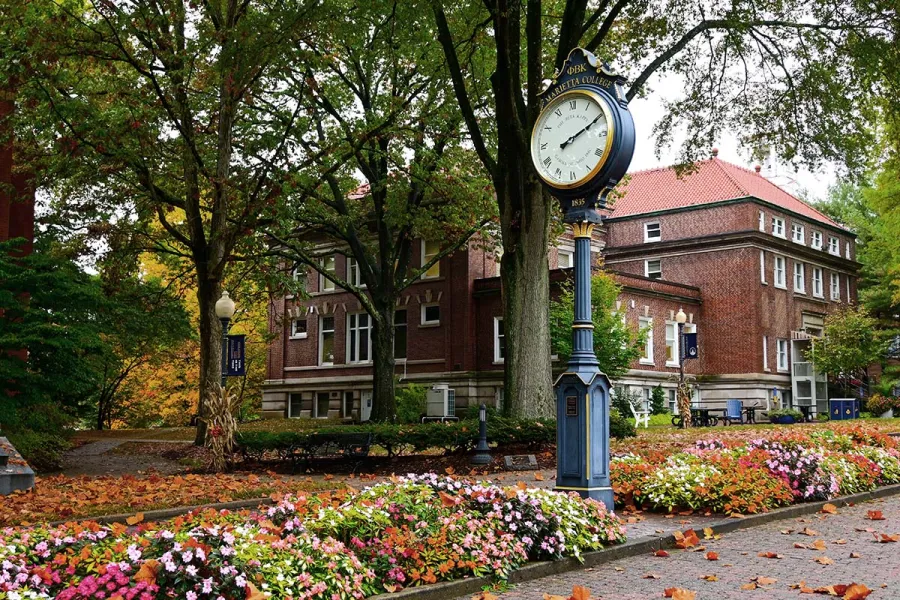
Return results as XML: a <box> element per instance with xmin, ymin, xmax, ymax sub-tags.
<box><xmin>116</xmin><ymin>441</ymin><xmax>556</xmax><ymax>477</ymax></box>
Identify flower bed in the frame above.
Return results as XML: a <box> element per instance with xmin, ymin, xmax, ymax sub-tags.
<box><xmin>0</xmin><ymin>475</ymin><xmax>624</xmax><ymax>599</ymax></box>
<box><xmin>611</xmin><ymin>424</ymin><xmax>900</xmax><ymax>514</ymax></box>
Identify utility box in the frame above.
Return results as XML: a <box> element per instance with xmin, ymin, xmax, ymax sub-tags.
<box><xmin>426</xmin><ymin>383</ymin><xmax>456</xmax><ymax>417</ymax></box>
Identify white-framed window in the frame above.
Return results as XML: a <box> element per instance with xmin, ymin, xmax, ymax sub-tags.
<box><xmin>394</xmin><ymin>310</ymin><xmax>407</xmax><ymax>359</ymax></box>
<box><xmin>347</xmin><ymin>257</ymin><xmax>364</xmax><ymax>287</ymax></box>
<box><xmin>794</xmin><ymin>262</ymin><xmax>805</xmax><ymax>294</ymax></box>
<box><xmin>291</xmin><ymin>266</ymin><xmax>303</xmax><ymax>282</ymax></box>
<box><xmin>762</xmin><ymin>335</ymin><xmax>769</xmax><ymax>371</ymax></box>
<box><xmin>319</xmin><ymin>316</ymin><xmax>335</xmax><ymax>365</ymax></box>
<box><xmin>774</xmin><ymin>255</ymin><xmax>786</xmax><ymax>288</ymax></box>
<box><xmin>421</xmin><ymin>303</ymin><xmax>440</xmax><ymax>325</ymax></box>
<box><xmin>290</xmin><ymin>317</ymin><xmax>308</xmax><ymax>339</ymax></box>
<box><xmin>319</xmin><ymin>255</ymin><xmax>336</xmax><ymax>292</ymax></box>
<box><xmin>845</xmin><ymin>243</ymin><xmax>851</xmax><ymax>259</ymax></box>
<box><xmin>811</xmin><ymin>231</ymin><xmax>823</xmax><ymax>250</ymax></box>
<box><xmin>645</xmin><ymin>259</ymin><xmax>662</xmax><ymax>279</ymax></box>
<box><xmin>830</xmin><ymin>273</ymin><xmax>840</xmax><ymax>300</ymax></box>
<box><xmin>288</xmin><ymin>393</ymin><xmax>303</xmax><ymax>418</ymax></box>
<box><xmin>639</xmin><ymin>317</ymin><xmax>653</xmax><ymax>364</ymax></box>
<box><xmin>347</xmin><ymin>312</ymin><xmax>372</xmax><ymax>363</ymax></box>
<box><xmin>314</xmin><ymin>392</ymin><xmax>330</xmax><ymax>419</ymax></box>
<box><xmin>644</xmin><ymin>222</ymin><xmax>661</xmax><ymax>243</ymax></box>
<box><xmin>776</xmin><ymin>339</ymin><xmax>789</xmax><ymax>372</ymax></box>
<box><xmin>812</xmin><ymin>267</ymin><xmax>823</xmax><ymax>297</ymax></box>
<box><xmin>665</xmin><ymin>322</ymin><xmax>679</xmax><ymax>366</ymax></box>
<box><xmin>847</xmin><ymin>277</ymin><xmax>851</xmax><ymax>302</ymax></box>
<box><xmin>792</xmin><ymin>223</ymin><xmax>805</xmax><ymax>244</ymax></box>
<box><xmin>493</xmin><ymin>317</ymin><xmax>505</xmax><ymax>363</ymax></box>
<box><xmin>668</xmin><ymin>389</ymin><xmax>677</xmax><ymax>414</ymax></box>
<box><xmin>772</xmin><ymin>216</ymin><xmax>785</xmax><ymax>238</ymax></box>
<box><xmin>758</xmin><ymin>210</ymin><xmax>766</xmax><ymax>232</ymax></box>
<box><xmin>421</xmin><ymin>240</ymin><xmax>440</xmax><ymax>279</ymax></box>
<box><xmin>760</xmin><ymin>250</ymin><xmax>767</xmax><ymax>284</ymax></box>
<box><xmin>557</xmin><ymin>249</ymin><xmax>573</xmax><ymax>269</ymax></box>
<box><xmin>828</xmin><ymin>236</ymin><xmax>839</xmax><ymax>255</ymax></box>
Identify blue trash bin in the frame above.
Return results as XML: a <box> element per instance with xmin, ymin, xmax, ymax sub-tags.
<box><xmin>829</xmin><ymin>398</ymin><xmax>860</xmax><ymax>421</ymax></box>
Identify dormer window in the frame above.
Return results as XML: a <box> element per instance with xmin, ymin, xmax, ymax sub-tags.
<box><xmin>644</xmin><ymin>222</ymin><xmax>661</xmax><ymax>243</ymax></box>
<box><xmin>791</xmin><ymin>224</ymin><xmax>805</xmax><ymax>245</ymax></box>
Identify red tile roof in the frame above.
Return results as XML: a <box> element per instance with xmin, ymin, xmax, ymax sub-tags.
<box><xmin>609</xmin><ymin>158</ymin><xmax>842</xmax><ymax>228</ymax></box>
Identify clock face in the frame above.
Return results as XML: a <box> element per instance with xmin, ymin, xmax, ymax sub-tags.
<box><xmin>531</xmin><ymin>90</ymin><xmax>614</xmax><ymax>189</ymax></box>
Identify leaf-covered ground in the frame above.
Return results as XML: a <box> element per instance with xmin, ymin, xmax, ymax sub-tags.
<box><xmin>0</xmin><ymin>473</ymin><xmax>339</xmax><ymax>527</ymax></box>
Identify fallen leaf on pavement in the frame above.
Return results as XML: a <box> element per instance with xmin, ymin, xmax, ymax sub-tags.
<box><xmin>813</xmin><ymin>556</ymin><xmax>835</xmax><ymax>565</ymax></box>
<box><xmin>571</xmin><ymin>585</ymin><xmax>591</xmax><ymax>600</ymax></box>
<box><xmin>812</xmin><ymin>540</ymin><xmax>828</xmax><ymax>551</ymax></box>
<box><xmin>741</xmin><ymin>582</ymin><xmax>758</xmax><ymax>590</ymax></box>
<box><xmin>758</xmin><ymin>551</ymin><xmax>782</xmax><ymax>559</ymax></box>
<box><xmin>643</xmin><ymin>573</ymin><xmax>660</xmax><ymax>579</ymax></box>
<box><xmin>654</xmin><ymin>550</ymin><xmax>670</xmax><ymax>557</ymax></box>
<box><xmin>843</xmin><ymin>583</ymin><xmax>872</xmax><ymax>599</ymax></box>
<box><xmin>673</xmin><ymin>529</ymin><xmax>700</xmax><ymax>549</ymax></box>
<box><xmin>705</xmin><ymin>551</ymin><xmax>718</xmax><ymax>561</ymax></box>
<box><xmin>125</xmin><ymin>512</ymin><xmax>144</xmax><ymax>526</ymax></box>
<box><xmin>821</xmin><ymin>504</ymin><xmax>838</xmax><ymax>515</ymax></box>
<box><xmin>800</xmin><ymin>527</ymin><xmax>820</xmax><ymax>536</ymax></box>
<box><xmin>875</xmin><ymin>533</ymin><xmax>899</xmax><ymax>543</ymax></box>
<box><xmin>865</xmin><ymin>510</ymin><xmax>885</xmax><ymax>520</ymax></box>
<box><xmin>534</xmin><ymin>472</ymin><xmax>545</xmax><ymax>481</ymax></box>
<box><xmin>833</xmin><ymin>539</ymin><xmax>847</xmax><ymax>545</ymax></box>
<box><xmin>700</xmin><ymin>574</ymin><xmax>718</xmax><ymax>581</ymax></box>
<box><xmin>849</xmin><ymin>552</ymin><xmax>861</xmax><ymax>558</ymax></box>
<box><xmin>663</xmin><ymin>589</ymin><xmax>696</xmax><ymax>600</ymax></box>
<box><xmin>755</xmin><ymin>577</ymin><xmax>777</xmax><ymax>585</ymax></box>
<box><xmin>795</xmin><ymin>542</ymin><xmax>809</xmax><ymax>549</ymax></box>
<box><xmin>472</xmin><ymin>593</ymin><xmax>497</xmax><ymax>600</ymax></box>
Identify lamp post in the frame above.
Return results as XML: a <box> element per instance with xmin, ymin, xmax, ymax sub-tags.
<box><xmin>675</xmin><ymin>307</ymin><xmax>690</xmax><ymax>428</ymax></box>
<box><xmin>471</xmin><ymin>403</ymin><xmax>491</xmax><ymax>465</ymax></box>
<box><xmin>215</xmin><ymin>291</ymin><xmax>236</xmax><ymax>387</ymax></box>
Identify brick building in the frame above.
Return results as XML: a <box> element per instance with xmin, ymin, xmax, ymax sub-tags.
<box><xmin>0</xmin><ymin>92</ymin><xmax>34</xmax><ymax>256</ymax></box>
<box><xmin>263</xmin><ymin>155</ymin><xmax>858</xmax><ymax>419</ymax></box>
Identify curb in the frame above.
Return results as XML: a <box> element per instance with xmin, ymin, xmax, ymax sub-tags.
<box><xmin>46</xmin><ymin>497</ymin><xmax>275</xmax><ymax>528</ymax></box>
<box><xmin>371</xmin><ymin>483</ymin><xmax>900</xmax><ymax>600</ymax></box>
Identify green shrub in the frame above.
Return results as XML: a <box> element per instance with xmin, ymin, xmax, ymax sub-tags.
<box><xmin>610</xmin><ymin>409</ymin><xmax>636</xmax><ymax>439</ymax></box>
<box><xmin>5</xmin><ymin>430</ymin><xmax>71</xmax><ymax>472</ymax></box>
<box><xmin>650</xmin><ymin>386</ymin><xmax>667</xmax><ymax>415</ymax></box>
<box><xmin>395</xmin><ymin>383</ymin><xmax>428</xmax><ymax>424</ymax></box>
<box><xmin>611</xmin><ymin>387</ymin><xmax>642</xmax><ymax>417</ymax></box>
<box><xmin>236</xmin><ymin>412</ymin><xmax>637</xmax><ymax>459</ymax></box>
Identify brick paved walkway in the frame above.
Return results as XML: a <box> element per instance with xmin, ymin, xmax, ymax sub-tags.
<box><xmin>465</xmin><ymin>496</ymin><xmax>900</xmax><ymax>599</ymax></box>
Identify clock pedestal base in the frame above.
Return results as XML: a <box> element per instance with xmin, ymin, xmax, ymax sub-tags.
<box><xmin>553</xmin><ymin>216</ymin><xmax>614</xmax><ymax>511</ymax></box>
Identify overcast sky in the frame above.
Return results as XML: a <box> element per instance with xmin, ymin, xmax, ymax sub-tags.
<box><xmin>626</xmin><ymin>95</ymin><xmax>838</xmax><ymax>203</ymax></box>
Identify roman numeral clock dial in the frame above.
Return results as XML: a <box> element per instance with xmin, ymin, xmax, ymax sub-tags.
<box><xmin>531</xmin><ymin>90</ymin><xmax>614</xmax><ymax>189</ymax></box>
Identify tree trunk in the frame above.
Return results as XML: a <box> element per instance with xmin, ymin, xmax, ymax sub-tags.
<box><xmin>194</xmin><ymin>277</ymin><xmax>223</xmax><ymax>445</ymax></box>
<box><xmin>370</xmin><ymin>304</ymin><xmax>397</xmax><ymax>422</ymax></box>
<box><xmin>498</xmin><ymin>178</ymin><xmax>554</xmax><ymax>418</ymax></box>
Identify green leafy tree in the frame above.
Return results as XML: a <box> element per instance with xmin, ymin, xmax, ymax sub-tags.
<box><xmin>550</xmin><ymin>271</ymin><xmax>643</xmax><ymax>380</ymax></box>
<box><xmin>650</xmin><ymin>385</ymin><xmax>668</xmax><ymax>415</ymax></box>
<box><xmin>265</xmin><ymin>0</ymin><xmax>495</xmax><ymax>421</ymax></box>
<box><xmin>430</xmin><ymin>0</ymin><xmax>896</xmax><ymax>417</ymax></box>
<box><xmin>0</xmin><ymin>0</ymin><xmax>327</xmax><ymax>445</ymax></box>
<box><xmin>0</xmin><ymin>237</ymin><xmax>191</xmax><ymax>435</ymax></box>
<box><xmin>806</xmin><ymin>305</ymin><xmax>885</xmax><ymax>396</ymax></box>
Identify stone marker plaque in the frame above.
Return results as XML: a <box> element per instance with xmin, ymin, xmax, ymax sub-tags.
<box><xmin>504</xmin><ymin>454</ymin><xmax>538</xmax><ymax>471</ymax></box>
<box><xmin>0</xmin><ymin>437</ymin><xmax>36</xmax><ymax>495</ymax></box>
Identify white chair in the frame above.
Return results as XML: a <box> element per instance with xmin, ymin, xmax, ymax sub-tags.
<box><xmin>629</xmin><ymin>401</ymin><xmax>650</xmax><ymax>428</ymax></box>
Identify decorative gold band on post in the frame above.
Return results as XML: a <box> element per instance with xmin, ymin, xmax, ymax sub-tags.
<box><xmin>572</xmin><ymin>324</ymin><xmax>594</xmax><ymax>329</ymax></box>
<box><xmin>571</xmin><ymin>222</ymin><xmax>595</xmax><ymax>238</ymax></box>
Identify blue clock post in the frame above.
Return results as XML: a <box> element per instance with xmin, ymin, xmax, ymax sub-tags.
<box><xmin>530</xmin><ymin>48</ymin><xmax>635</xmax><ymax>509</ymax></box>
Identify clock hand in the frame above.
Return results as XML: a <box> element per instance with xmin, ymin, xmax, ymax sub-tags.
<box><xmin>559</xmin><ymin>114</ymin><xmax>602</xmax><ymax>150</ymax></box>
